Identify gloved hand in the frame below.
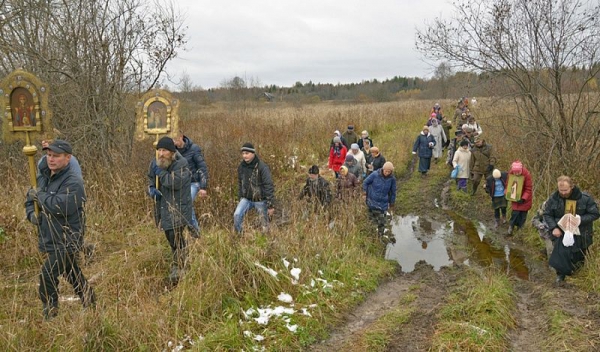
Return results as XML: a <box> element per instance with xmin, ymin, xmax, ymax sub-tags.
<box><xmin>517</xmin><ymin>199</ymin><xmax>526</xmax><ymax>204</ymax></box>
<box><xmin>27</xmin><ymin>188</ymin><xmax>38</xmax><ymax>202</ymax></box>
<box><xmin>28</xmin><ymin>213</ymin><xmax>38</xmax><ymax>225</ymax></box>
<box><xmin>148</xmin><ymin>186</ymin><xmax>162</xmax><ymax>200</ymax></box>
<box><xmin>152</xmin><ymin>163</ymin><xmax>162</xmax><ymax>176</ymax></box>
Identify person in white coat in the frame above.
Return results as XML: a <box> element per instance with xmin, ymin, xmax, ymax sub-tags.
<box><xmin>347</xmin><ymin>143</ymin><xmax>367</xmax><ymax>178</ymax></box>
<box><xmin>452</xmin><ymin>139</ymin><xmax>472</xmax><ymax>192</ymax></box>
<box><xmin>429</xmin><ymin>119</ymin><xmax>447</xmax><ymax>163</ymax></box>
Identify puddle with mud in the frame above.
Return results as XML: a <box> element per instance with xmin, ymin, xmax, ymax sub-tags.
<box><xmin>385</xmin><ymin>214</ymin><xmax>529</xmax><ymax>280</ymax></box>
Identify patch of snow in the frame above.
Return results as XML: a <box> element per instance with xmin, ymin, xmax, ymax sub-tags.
<box><xmin>254</xmin><ymin>262</ymin><xmax>278</xmax><ymax>278</ymax></box>
<box><xmin>277</xmin><ymin>292</ymin><xmax>293</xmax><ymax>303</ymax></box>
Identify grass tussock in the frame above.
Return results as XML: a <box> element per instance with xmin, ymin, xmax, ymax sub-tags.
<box><xmin>430</xmin><ymin>268</ymin><xmax>515</xmax><ymax>352</ymax></box>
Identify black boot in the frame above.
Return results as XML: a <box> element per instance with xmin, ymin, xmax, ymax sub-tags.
<box><xmin>43</xmin><ymin>302</ymin><xmax>58</xmax><ymax>321</ymax></box>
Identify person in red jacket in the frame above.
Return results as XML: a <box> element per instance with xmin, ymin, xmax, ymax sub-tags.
<box><xmin>328</xmin><ymin>136</ymin><xmax>347</xmax><ymax>178</ymax></box>
<box><xmin>507</xmin><ymin>160</ymin><xmax>533</xmax><ymax>235</ymax></box>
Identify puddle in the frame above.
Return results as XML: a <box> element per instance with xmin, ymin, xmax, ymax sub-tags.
<box><xmin>385</xmin><ymin>215</ymin><xmax>453</xmax><ymax>272</ymax></box>
<box><xmin>385</xmin><ymin>214</ymin><xmax>530</xmax><ymax>280</ymax></box>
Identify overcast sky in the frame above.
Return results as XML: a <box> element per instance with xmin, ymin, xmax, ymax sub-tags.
<box><xmin>166</xmin><ymin>0</ymin><xmax>455</xmax><ymax>89</ymax></box>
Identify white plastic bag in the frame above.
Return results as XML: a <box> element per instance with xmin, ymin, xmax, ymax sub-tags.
<box><xmin>563</xmin><ymin>231</ymin><xmax>575</xmax><ymax>247</ymax></box>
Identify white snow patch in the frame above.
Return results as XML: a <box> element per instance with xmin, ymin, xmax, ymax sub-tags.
<box><xmin>254</xmin><ymin>262</ymin><xmax>278</xmax><ymax>278</ymax></box>
<box><xmin>277</xmin><ymin>292</ymin><xmax>293</xmax><ymax>303</ymax></box>
<box><xmin>282</xmin><ymin>258</ymin><xmax>290</xmax><ymax>269</ymax></box>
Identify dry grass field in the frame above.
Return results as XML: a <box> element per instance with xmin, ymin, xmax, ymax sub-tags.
<box><xmin>1</xmin><ymin>98</ymin><xmax>599</xmax><ymax>351</ymax></box>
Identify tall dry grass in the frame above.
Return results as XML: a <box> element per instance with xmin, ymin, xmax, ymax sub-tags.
<box><xmin>1</xmin><ymin>98</ymin><xmax>598</xmax><ymax>350</ymax></box>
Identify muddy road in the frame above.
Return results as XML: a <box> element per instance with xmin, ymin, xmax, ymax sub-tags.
<box><xmin>310</xmin><ymin>163</ymin><xmax>600</xmax><ymax>351</ymax></box>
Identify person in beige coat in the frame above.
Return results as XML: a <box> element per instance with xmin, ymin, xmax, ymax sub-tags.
<box><xmin>452</xmin><ymin>139</ymin><xmax>471</xmax><ymax>192</ymax></box>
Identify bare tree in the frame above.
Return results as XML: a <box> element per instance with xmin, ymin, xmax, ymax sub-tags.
<box><xmin>416</xmin><ymin>0</ymin><xmax>600</xmax><ymax>188</ymax></box>
<box><xmin>0</xmin><ymin>0</ymin><xmax>187</xmax><ymax>163</ymax></box>
<box><xmin>433</xmin><ymin>62</ymin><xmax>453</xmax><ymax>99</ymax></box>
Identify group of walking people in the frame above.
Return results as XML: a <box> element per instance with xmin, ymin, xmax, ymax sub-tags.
<box><xmin>22</xmin><ymin>102</ymin><xmax>599</xmax><ymax>321</ymax></box>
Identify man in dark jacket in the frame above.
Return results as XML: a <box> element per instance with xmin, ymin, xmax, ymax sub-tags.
<box><xmin>544</xmin><ymin>175</ymin><xmax>599</xmax><ymax>284</ymax></box>
<box><xmin>234</xmin><ymin>142</ymin><xmax>275</xmax><ymax>233</ymax></box>
<box><xmin>25</xmin><ymin>140</ymin><xmax>95</xmax><ymax>320</ymax></box>
<box><xmin>341</xmin><ymin>125</ymin><xmax>359</xmax><ymax>149</ymax></box>
<box><xmin>363</xmin><ymin>162</ymin><xmax>397</xmax><ymax>239</ymax></box>
<box><xmin>173</xmin><ymin>132</ymin><xmax>209</xmax><ymax>234</ymax></box>
<box><xmin>299</xmin><ymin>165</ymin><xmax>331</xmax><ymax>208</ymax></box>
<box><xmin>148</xmin><ymin>136</ymin><xmax>193</xmax><ymax>282</ymax></box>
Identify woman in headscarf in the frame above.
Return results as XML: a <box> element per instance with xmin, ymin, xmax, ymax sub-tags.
<box><xmin>328</xmin><ymin>136</ymin><xmax>347</xmax><ymax>178</ymax></box>
<box><xmin>428</xmin><ymin>118</ymin><xmax>447</xmax><ymax>163</ymax></box>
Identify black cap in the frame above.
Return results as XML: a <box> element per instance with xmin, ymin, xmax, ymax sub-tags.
<box><xmin>241</xmin><ymin>142</ymin><xmax>256</xmax><ymax>153</ymax></box>
<box><xmin>309</xmin><ymin>165</ymin><xmax>319</xmax><ymax>174</ymax></box>
<box><xmin>43</xmin><ymin>140</ymin><xmax>72</xmax><ymax>154</ymax></box>
<box><xmin>156</xmin><ymin>136</ymin><xmax>176</xmax><ymax>152</ymax></box>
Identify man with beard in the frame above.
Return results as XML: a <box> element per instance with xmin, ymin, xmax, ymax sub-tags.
<box><xmin>544</xmin><ymin>176</ymin><xmax>599</xmax><ymax>284</ymax></box>
<box><xmin>148</xmin><ymin>136</ymin><xmax>193</xmax><ymax>282</ymax></box>
<box><xmin>25</xmin><ymin>140</ymin><xmax>95</xmax><ymax>320</ymax></box>
<box><xmin>234</xmin><ymin>143</ymin><xmax>275</xmax><ymax>234</ymax></box>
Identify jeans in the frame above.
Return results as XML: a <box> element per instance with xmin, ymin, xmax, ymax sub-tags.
<box><xmin>40</xmin><ymin>250</ymin><xmax>94</xmax><ymax>310</ymax></box>
<box><xmin>190</xmin><ymin>182</ymin><xmax>201</xmax><ymax>230</ymax></box>
<box><xmin>234</xmin><ymin>198</ymin><xmax>269</xmax><ymax>233</ymax></box>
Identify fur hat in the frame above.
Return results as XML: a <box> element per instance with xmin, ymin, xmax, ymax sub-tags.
<box><xmin>382</xmin><ymin>162</ymin><xmax>394</xmax><ymax>171</ymax></box>
<box><xmin>156</xmin><ymin>136</ymin><xmax>176</xmax><ymax>152</ymax></box>
<box><xmin>241</xmin><ymin>142</ymin><xmax>256</xmax><ymax>153</ymax></box>
<box><xmin>309</xmin><ymin>165</ymin><xmax>319</xmax><ymax>175</ymax></box>
<box><xmin>492</xmin><ymin>169</ymin><xmax>501</xmax><ymax>179</ymax></box>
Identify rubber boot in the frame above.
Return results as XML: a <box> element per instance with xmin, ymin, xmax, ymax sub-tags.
<box><xmin>43</xmin><ymin>302</ymin><xmax>58</xmax><ymax>321</ymax></box>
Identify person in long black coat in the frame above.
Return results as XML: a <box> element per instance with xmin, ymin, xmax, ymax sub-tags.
<box><xmin>544</xmin><ymin>175</ymin><xmax>600</xmax><ymax>284</ymax></box>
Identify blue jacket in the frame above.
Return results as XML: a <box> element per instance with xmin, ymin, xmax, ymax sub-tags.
<box><xmin>363</xmin><ymin>169</ymin><xmax>396</xmax><ymax>211</ymax></box>
<box><xmin>413</xmin><ymin>133</ymin><xmax>435</xmax><ymax>158</ymax></box>
<box><xmin>177</xmin><ymin>136</ymin><xmax>209</xmax><ymax>188</ymax></box>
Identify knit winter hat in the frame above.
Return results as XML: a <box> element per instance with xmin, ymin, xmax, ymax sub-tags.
<box><xmin>333</xmin><ymin>136</ymin><xmax>341</xmax><ymax>144</ymax></box>
<box><xmin>382</xmin><ymin>162</ymin><xmax>394</xmax><ymax>171</ymax></box>
<box><xmin>492</xmin><ymin>169</ymin><xmax>501</xmax><ymax>179</ymax></box>
<box><xmin>309</xmin><ymin>165</ymin><xmax>319</xmax><ymax>175</ymax></box>
<box><xmin>156</xmin><ymin>136</ymin><xmax>176</xmax><ymax>152</ymax></box>
<box><xmin>241</xmin><ymin>142</ymin><xmax>256</xmax><ymax>153</ymax></box>
<box><xmin>459</xmin><ymin>139</ymin><xmax>469</xmax><ymax>147</ymax></box>
<box><xmin>430</xmin><ymin>112</ymin><xmax>437</xmax><ymax>118</ymax></box>
<box><xmin>351</xmin><ymin>143</ymin><xmax>359</xmax><ymax>150</ymax></box>
<box><xmin>510</xmin><ymin>161</ymin><xmax>523</xmax><ymax>174</ymax></box>
<box><xmin>423</xmin><ymin>125</ymin><xmax>429</xmax><ymax>131</ymax></box>
<box><xmin>345</xmin><ymin>154</ymin><xmax>354</xmax><ymax>161</ymax></box>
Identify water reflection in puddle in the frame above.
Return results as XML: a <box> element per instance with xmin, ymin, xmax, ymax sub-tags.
<box><xmin>385</xmin><ymin>215</ymin><xmax>453</xmax><ymax>272</ymax></box>
<box><xmin>385</xmin><ymin>214</ymin><xmax>530</xmax><ymax>280</ymax></box>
